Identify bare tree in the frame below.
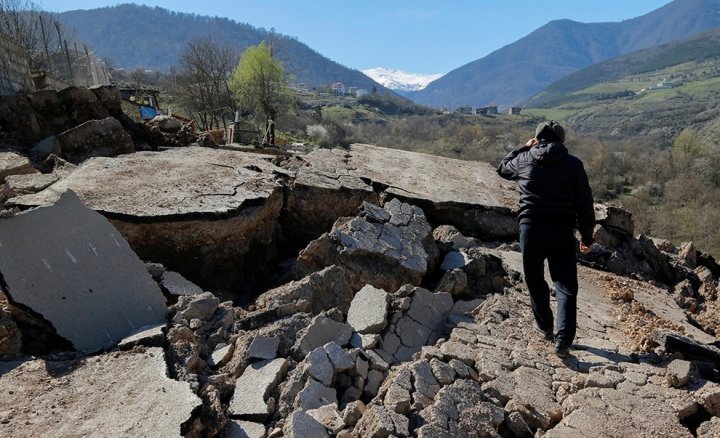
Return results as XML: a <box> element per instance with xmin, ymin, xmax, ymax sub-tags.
<box><xmin>174</xmin><ymin>36</ymin><xmax>238</xmax><ymax>131</ymax></box>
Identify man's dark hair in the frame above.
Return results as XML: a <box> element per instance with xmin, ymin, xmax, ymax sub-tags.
<box><xmin>535</xmin><ymin>121</ymin><xmax>565</xmax><ymax>143</ymax></box>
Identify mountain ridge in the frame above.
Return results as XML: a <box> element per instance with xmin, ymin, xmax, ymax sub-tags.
<box><xmin>408</xmin><ymin>0</ymin><xmax>720</xmax><ymax>108</ymax></box>
<box><xmin>362</xmin><ymin>67</ymin><xmax>443</xmax><ymax>92</ymax></box>
<box><xmin>56</xmin><ymin>3</ymin><xmax>388</xmax><ymax>93</ymax></box>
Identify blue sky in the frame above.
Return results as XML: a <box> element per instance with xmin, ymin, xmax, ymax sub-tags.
<box><xmin>42</xmin><ymin>0</ymin><xmax>673</xmax><ymax>74</ymax></box>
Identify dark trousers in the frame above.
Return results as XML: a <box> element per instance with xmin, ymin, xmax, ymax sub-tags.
<box><xmin>519</xmin><ymin>223</ymin><xmax>579</xmax><ymax>346</ymax></box>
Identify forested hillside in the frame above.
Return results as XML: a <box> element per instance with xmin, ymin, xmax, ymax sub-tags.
<box><xmin>57</xmin><ymin>4</ymin><xmax>385</xmax><ymax>91</ymax></box>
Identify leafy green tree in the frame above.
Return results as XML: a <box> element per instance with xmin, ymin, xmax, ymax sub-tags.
<box><xmin>230</xmin><ymin>41</ymin><xmax>287</xmax><ymax>145</ymax></box>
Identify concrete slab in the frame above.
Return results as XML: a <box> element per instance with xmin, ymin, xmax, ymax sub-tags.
<box><xmin>118</xmin><ymin>324</ymin><xmax>166</xmax><ymax>350</ymax></box>
<box><xmin>0</xmin><ymin>348</ymin><xmax>201</xmax><ymax>438</ymax></box>
<box><xmin>161</xmin><ymin>270</ymin><xmax>203</xmax><ymax>296</ymax></box>
<box><xmin>10</xmin><ymin>147</ymin><xmax>283</xmax><ymax>218</ymax></box>
<box><xmin>295</xmin><ymin>144</ymin><xmax>518</xmax><ymax>239</ymax></box>
<box><xmin>0</xmin><ymin>191</ymin><xmax>167</xmax><ymax>353</ymax></box>
<box><xmin>229</xmin><ymin>358</ymin><xmax>288</xmax><ymax>419</ymax></box>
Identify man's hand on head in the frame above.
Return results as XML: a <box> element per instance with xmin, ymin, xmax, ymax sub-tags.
<box><xmin>525</xmin><ymin>138</ymin><xmax>539</xmax><ymax>147</ymax></box>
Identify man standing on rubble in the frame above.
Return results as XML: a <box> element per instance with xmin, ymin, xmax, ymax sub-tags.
<box><xmin>496</xmin><ymin>121</ymin><xmax>595</xmax><ymax>358</ymax></box>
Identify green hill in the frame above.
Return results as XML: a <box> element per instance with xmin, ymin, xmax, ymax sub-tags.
<box><xmin>408</xmin><ymin>0</ymin><xmax>720</xmax><ymax>109</ymax></box>
<box><xmin>523</xmin><ymin>29</ymin><xmax>720</xmax><ymax>145</ymax></box>
<box><xmin>56</xmin><ymin>4</ymin><xmax>386</xmax><ymax>92</ymax></box>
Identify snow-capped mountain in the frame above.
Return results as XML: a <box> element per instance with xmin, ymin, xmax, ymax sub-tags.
<box><xmin>362</xmin><ymin>67</ymin><xmax>443</xmax><ymax>92</ymax></box>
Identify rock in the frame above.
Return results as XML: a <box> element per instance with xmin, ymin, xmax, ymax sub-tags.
<box><xmin>306</xmin><ymin>347</ymin><xmax>334</xmax><ymax>386</ymax></box>
<box><xmin>422</xmin><ymin>379</ymin><xmax>504</xmax><ymax>437</ymax></box>
<box><xmin>678</xmin><ymin>242</ymin><xmax>698</xmax><ymax>269</ymax></box>
<box><xmin>224</xmin><ymin>420</ymin><xmax>267</xmax><ymax>438</ymax></box>
<box><xmin>55</xmin><ymin>117</ymin><xmax>134</xmax><ymax>164</ymax></box>
<box><xmin>306</xmin><ymin>404</ymin><xmax>346</xmax><ymax>434</ymax></box>
<box><xmin>350</xmin><ymin>332</ymin><xmax>381</xmax><ymax>350</ymax></box>
<box><xmin>440</xmin><ymin>251</ymin><xmax>469</xmax><ymax>270</ymax></box>
<box><xmin>696</xmin><ymin>416</ymin><xmax>720</xmax><ymax>438</ymax></box>
<box><xmin>209</xmin><ymin>344</ymin><xmax>233</xmax><ymax>368</ymax></box>
<box><xmin>228</xmin><ymin>358</ymin><xmax>288</xmax><ymax>419</ymax></box>
<box><xmin>255</xmin><ymin>265</ymin><xmax>353</xmax><ymax>316</ymax></box>
<box><xmin>666</xmin><ymin>359</ymin><xmax>693</xmax><ymax>387</ymax></box>
<box><xmin>435</xmin><ymin>269</ymin><xmax>468</xmax><ymax>296</ymax></box>
<box><xmin>117</xmin><ymin>324</ymin><xmax>166</xmax><ymax>350</ymax></box>
<box><xmin>5</xmin><ymin>172</ymin><xmax>59</xmax><ymax>195</ymax></box>
<box><xmin>298</xmin><ymin>378</ymin><xmax>338</xmax><ymax>410</ymax></box>
<box><xmin>0</xmin><ymin>191</ymin><xmax>167</xmax><ymax>353</ymax></box>
<box><xmin>379</xmin><ymin>287</ymin><xmax>453</xmax><ymax>364</ymax></box>
<box><xmin>0</xmin><ymin>348</ymin><xmax>201</xmax><ymax>437</ymax></box>
<box><xmin>594</xmin><ymin>204</ymin><xmax>634</xmax><ymax>236</ymax></box>
<box><xmin>347</xmin><ymin>285</ymin><xmax>389</xmax><ymax>334</ymax></box>
<box><xmin>432</xmin><ymin>225</ymin><xmax>470</xmax><ymax>251</ymax></box>
<box><xmin>651</xmin><ymin>330</ymin><xmax>720</xmax><ymax>366</ymax></box>
<box><xmin>283</xmin><ymin>411</ymin><xmax>329</xmax><ymax>438</ymax></box>
<box><xmin>694</xmin><ymin>382</ymin><xmax>720</xmax><ymax>416</ymax></box>
<box><xmin>343</xmin><ymin>400</ymin><xmax>366</xmax><ymax>426</ymax></box>
<box><xmin>295</xmin><ymin>315</ymin><xmax>353</xmax><ymax>358</ymax></box>
<box><xmin>298</xmin><ymin>199</ymin><xmax>435</xmax><ymax>292</ymax></box>
<box><xmin>325</xmin><ymin>342</ymin><xmax>354</xmax><ymax>371</ymax></box>
<box><xmin>175</xmin><ymin>292</ymin><xmax>220</xmax><ymax>322</ymax></box>
<box><xmin>364</xmin><ymin>370</ymin><xmax>385</xmax><ymax>398</ymax></box>
<box><xmin>0</xmin><ymin>152</ymin><xmax>34</xmax><ymax>181</ymax></box>
<box><xmin>161</xmin><ymin>271</ymin><xmax>203</xmax><ymax>296</ymax></box>
<box><xmin>353</xmin><ymin>404</ymin><xmax>397</xmax><ymax>438</ymax></box>
<box><xmin>89</xmin><ymin>85</ymin><xmax>123</xmax><ymax>118</ymax></box>
<box><xmin>248</xmin><ymin>336</ymin><xmax>280</xmax><ymax>361</ymax></box>
<box><xmin>29</xmin><ymin>135</ymin><xmax>60</xmax><ymax>159</ymax></box>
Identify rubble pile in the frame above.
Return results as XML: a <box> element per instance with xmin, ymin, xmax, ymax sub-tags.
<box><xmin>0</xmin><ymin>90</ymin><xmax>718</xmax><ymax>437</ymax></box>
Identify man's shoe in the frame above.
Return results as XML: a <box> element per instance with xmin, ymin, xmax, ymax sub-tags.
<box><xmin>533</xmin><ymin>321</ymin><xmax>553</xmax><ymax>341</ymax></box>
<box><xmin>554</xmin><ymin>340</ymin><xmax>570</xmax><ymax>358</ymax></box>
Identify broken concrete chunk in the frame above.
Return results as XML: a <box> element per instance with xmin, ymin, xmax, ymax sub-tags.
<box><xmin>307</xmin><ymin>347</ymin><xmax>334</xmax><ymax>386</ymax></box>
<box><xmin>55</xmin><ymin>117</ymin><xmax>134</xmax><ymax>164</ymax></box>
<box><xmin>666</xmin><ymin>359</ymin><xmax>694</xmax><ymax>387</ymax></box>
<box><xmin>694</xmin><ymin>382</ymin><xmax>720</xmax><ymax>416</ymax></box>
<box><xmin>0</xmin><ymin>191</ymin><xmax>167</xmax><ymax>353</ymax></box>
<box><xmin>343</xmin><ymin>400</ymin><xmax>366</xmax><ymax>427</ymax></box>
<box><xmin>306</xmin><ymin>404</ymin><xmax>346</xmax><ymax>435</ymax></box>
<box><xmin>229</xmin><ymin>358</ymin><xmax>288</xmax><ymax>419</ymax></box>
<box><xmin>248</xmin><ymin>336</ymin><xmax>280</xmax><ymax>361</ymax></box>
<box><xmin>283</xmin><ymin>410</ymin><xmax>329</xmax><ymax>438</ymax></box>
<box><xmin>209</xmin><ymin>344</ymin><xmax>233</xmax><ymax>368</ymax></box>
<box><xmin>5</xmin><ymin>172</ymin><xmax>59</xmax><ymax>195</ymax></box>
<box><xmin>161</xmin><ymin>270</ymin><xmax>203</xmax><ymax>296</ymax></box>
<box><xmin>347</xmin><ymin>285</ymin><xmax>389</xmax><ymax>334</ymax></box>
<box><xmin>325</xmin><ymin>341</ymin><xmax>355</xmax><ymax>372</ymax></box>
<box><xmin>0</xmin><ymin>151</ymin><xmax>35</xmax><ymax>181</ymax></box>
<box><xmin>433</xmin><ymin>225</ymin><xmax>471</xmax><ymax>251</ymax></box>
<box><xmin>298</xmin><ymin>378</ymin><xmax>338</xmax><ymax>411</ymax></box>
<box><xmin>298</xmin><ymin>200</ymin><xmax>434</xmax><ymax>292</ymax></box>
<box><xmin>295</xmin><ymin>315</ymin><xmax>353</xmax><ymax>358</ymax></box>
<box><xmin>440</xmin><ymin>251</ymin><xmax>469</xmax><ymax>271</ymax></box>
<box><xmin>256</xmin><ymin>265</ymin><xmax>354</xmax><ymax>315</ymax></box>
<box><xmin>350</xmin><ymin>332</ymin><xmax>381</xmax><ymax>350</ymax></box>
<box><xmin>224</xmin><ymin>420</ymin><xmax>267</xmax><ymax>438</ymax></box>
<box><xmin>175</xmin><ymin>292</ymin><xmax>220</xmax><ymax>322</ymax></box>
<box><xmin>117</xmin><ymin>324</ymin><xmax>166</xmax><ymax>350</ymax></box>
<box><xmin>594</xmin><ymin>204</ymin><xmax>634</xmax><ymax>236</ymax></box>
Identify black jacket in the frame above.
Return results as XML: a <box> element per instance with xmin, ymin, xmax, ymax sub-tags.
<box><xmin>497</xmin><ymin>141</ymin><xmax>595</xmax><ymax>245</ymax></box>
